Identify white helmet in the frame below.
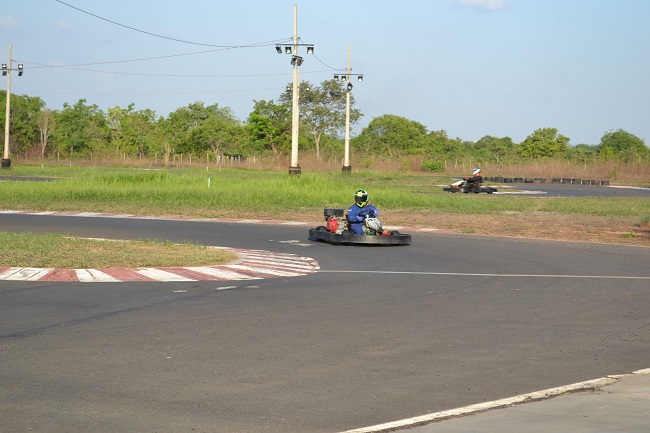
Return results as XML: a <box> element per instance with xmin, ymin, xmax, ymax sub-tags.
<box><xmin>472</xmin><ymin>168</ymin><xmax>481</xmax><ymax>176</ymax></box>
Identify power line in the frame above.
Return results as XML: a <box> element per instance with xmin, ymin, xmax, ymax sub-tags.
<box><xmin>25</xmin><ymin>86</ymin><xmax>288</xmax><ymax>97</ymax></box>
<box><xmin>18</xmin><ymin>45</ymin><xmax>287</xmax><ymax>69</ymax></box>
<box><xmin>53</xmin><ymin>1</ymin><xmax>348</xmax><ymax>74</ymax></box>
<box><xmin>15</xmin><ymin>61</ymin><xmax>335</xmax><ymax>79</ymax></box>
<box><xmin>54</xmin><ymin>0</ymin><xmax>291</xmax><ymax>48</ymax></box>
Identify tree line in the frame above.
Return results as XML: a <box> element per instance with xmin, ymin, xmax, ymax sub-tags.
<box><xmin>1</xmin><ymin>79</ymin><xmax>648</xmax><ymax>166</ymax></box>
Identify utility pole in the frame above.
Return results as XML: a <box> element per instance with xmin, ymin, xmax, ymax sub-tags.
<box><xmin>342</xmin><ymin>46</ymin><xmax>352</xmax><ymax>173</ymax></box>
<box><xmin>289</xmin><ymin>4</ymin><xmax>300</xmax><ymax>175</ymax></box>
<box><xmin>274</xmin><ymin>5</ymin><xmax>313</xmax><ymax>175</ymax></box>
<box><xmin>2</xmin><ymin>43</ymin><xmax>13</xmax><ymax>169</ymax></box>
<box><xmin>334</xmin><ymin>46</ymin><xmax>363</xmax><ymax>174</ymax></box>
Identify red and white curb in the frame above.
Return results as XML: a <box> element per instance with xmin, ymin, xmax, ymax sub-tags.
<box><xmin>0</xmin><ymin>247</ymin><xmax>319</xmax><ymax>283</ymax></box>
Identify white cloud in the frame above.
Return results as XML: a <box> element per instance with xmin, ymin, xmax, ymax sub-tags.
<box><xmin>51</xmin><ymin>20</ymin><xmax>75</xmax><ymax>36</ymax></box>
<box><xmin>457</xmin><ymin>0</ymin><xmax>507</xmax><ymax>11</ymax></box>
<box><xmin>0</xmin><ymin>16</ymin><xmax>18</xmax><ymax>29</ymax></box>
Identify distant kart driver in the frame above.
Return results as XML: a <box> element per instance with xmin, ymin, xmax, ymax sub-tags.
<box><xmin>347</xmin><ymin>189</ymin><xmax>380</xmax><ymax>235</ymax></box>
<box><xmin>465</xmin><ymin>167</ymin><xmax>483</xmax><ymax>186</ymax></box>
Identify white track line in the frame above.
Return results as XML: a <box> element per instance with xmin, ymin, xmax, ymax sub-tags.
<box><xmin>320</xmin><ymin>270</ymin><xmax>650</xmax><ymax>280</ymax></box>
<box><xmin>341</xmin><ymin>374</ymin><xmax>628</xmax><ymax>433</ymax></box>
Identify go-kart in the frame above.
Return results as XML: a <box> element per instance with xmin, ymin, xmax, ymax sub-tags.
<box><xmin>443</xmin><ymin>179</ymin><xmax>497</xmax><ymax>194</ymax></box>
<box><xmin>308</xmin><ymin>208</ymin><xmax>411</xmax><ymax>246</ymax></box>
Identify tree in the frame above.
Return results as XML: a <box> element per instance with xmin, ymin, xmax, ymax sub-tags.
<box><xmin>187</xmin><ymin>115</ymin><xmax>247</xmax><ymax>159</ymax></box>
<box><xmin>425</xmin><ymin>130</ymin><xmax>465</xmax><ymax>159</ymax></box>
<box><xmin>472</xmin><ymin>135</ymin><xmax>518</xmax><ymax>163</ymax></box>
<box><xmin>37</xmin><ymin>108</ymin><xmax>56</xmax><ymax>158</ymax></box>
<box><xmin>598</xmin><ymin>129</ymin><xmax>649</xmax><ymax>162</ymax></box>
<box><xmin>279</xmin><ymin>79</ymin><xmax>361</xmax><ymax>159</ymax></box>
<box><xmin>107</xmin><ymin>104</ymin><xmax>161</xmax><ymax>158</ymax></box>
<box><xmin>567</xmin><ymin>143</ymin><xmax>598</xmax><ymax>163</ymax></box>
<box><xmin>519</xmin><ymin>127</ymin><xmax>570</xmax><ymax>159</ymax></box>
<box><xmin>0</xmin><ymin>91</ymin><xmax>45</xmax><ymax>157</ymax></box>
<box><xmin>54</xmin><ymin>99</ymin><xmax>108</xmax><ymax>158</ymax></box>
<box><xmin>165</xmin><ymin>101</ymin><xmax>239</xmax><ymax>156</ymax></box>
<box><xmin>353</xmin><ymin>114</ymin><xmax>427</xmax><ymax>157</ymax></box>
<box><xmin>247</xmin><ymin>100</ymin><xmax>291</xmax><ymax>155</ymax></box>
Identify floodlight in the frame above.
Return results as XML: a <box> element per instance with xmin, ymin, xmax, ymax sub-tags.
<box><xmin>1</xmin><ymin>64</ymin><xmax>6</xmax><ymax>77</ymax></box>
<box><xmin>307</xmin><ymin>46</ymin><xmax>314</xmax><ymax>54</ymax></box>
<box><xmin>291</xmin><ymin>55</ymin><xmax>303</xmax><ymax>66</ymax></box>
<box><xmin>357</xmin><ymin>75</ymin><xmax>363</xmax><ymax>82</ymax></box>
<box><xmin>347</xmin><ymin>82</ymin><xmax>353</xmax><ymax>92</ymax></box>
<box><xmin>285</xmin><ymin>46</ymin><xmax>292</xmax><ymax>54</ymax></box>
<box><xmin>275</xmin><ymin>45</ymin><xmax>282</xmax><ymax>54</ymax></box>
<box><xmin>18</xmin><ymin>64</ymin><xmax>23</xmax><ymax>76</ymax></box>
<box><xmin>333</xmin><ymin>75</ymin><xmax>339</xmax><ymax>81</ymax></box>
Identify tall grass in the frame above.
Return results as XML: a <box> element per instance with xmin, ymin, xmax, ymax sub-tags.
<box><xmin>9</xmin><ymin>154</ymin><xmax>650</xmax><ymax>184</ymax></box>
<box><xmin>0</xmin><ymin>166</ymin><xmax>647</xmax><ymax>219</ymax></box>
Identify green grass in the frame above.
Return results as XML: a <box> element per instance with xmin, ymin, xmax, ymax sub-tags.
<box><xmin>0</xmin><ymin>166</ymin><xmax>647</xmax><ymax>219</ymax></box>
<box><xmin>0</xmin><ymin>232</ymin><xmax>237</xmax><ymax>268</ymax></box>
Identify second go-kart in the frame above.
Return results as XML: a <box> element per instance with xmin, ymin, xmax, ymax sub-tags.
<box><xmin>308</xmin><ymin>208</ymin><xmax>411</xmax><ymax>246</ymax></box>
<box><xmin>443</xmin><ymin>178</ymin><xmax>497</xmax><ymax>194</ymax></box>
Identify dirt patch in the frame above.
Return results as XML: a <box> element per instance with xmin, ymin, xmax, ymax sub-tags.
<box><xmin>383</xmin><ymin>211</ymin><xmax>650</xmax><ymax>247</ymax></box>
<box><xmin>194</xmin><ymin>209</ymin><xmax>650</xmax><ymax>248</ymax></box>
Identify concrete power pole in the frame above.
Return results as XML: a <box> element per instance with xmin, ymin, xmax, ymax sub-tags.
<box><xmin>342</xmin><ymin>45</ymin><xmax>352</xmax><ymax>173</ymax></box>
<box><xmin>289</xmin><ymin>4</ymin><xmax>301</xmax><ymax>175</ymax></box>
<box><xmin>2</xmin><ymin>43</ymin><xmax>12</xmax><ymax>169</ymax></box>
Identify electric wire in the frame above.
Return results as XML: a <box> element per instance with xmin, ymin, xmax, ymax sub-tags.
<box><xmin>22</xmin><ymin>1</ymin><xmax>363</xmax><ymax>101</ymax></box>
<box><xmin>54</xmin><ymin>0</ymin><xmax>290</xmax><ymax>49</ymax></box>
<box><xmin>17</xmin><ymin>45</ymin><xmax>289</xmax><ymax>69</ymax></box>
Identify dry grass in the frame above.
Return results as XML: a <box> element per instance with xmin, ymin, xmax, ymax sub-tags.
<box><xmin>17</xmin><ymin>155</ymin><xmax>650</xmax><ymax>185</ymax></box>
<box><xmin>256</xmin><ymin>209</ymin><xmax>650</xmax><ymax>247</ymax></box>
<box><xmin>384</xmin><ymin>211</ymin><xmax>650</xmax><ymax>247</ymax></box>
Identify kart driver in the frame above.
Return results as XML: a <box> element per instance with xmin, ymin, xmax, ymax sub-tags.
<box><xmin>465</xmin><ymin>168</ymin><xmax>483</xmax><ymax>186</ymax></box>
<box><xmin>348</xmin><ymin>189</ymin><xmax>380</xmax><ymax>235</ymax></box>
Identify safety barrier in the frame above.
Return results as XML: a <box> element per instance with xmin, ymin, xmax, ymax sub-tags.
<box><xmin>482</xmin><ymin>176</ymin><xmax>610</xmax><ymax>186</ymax></box>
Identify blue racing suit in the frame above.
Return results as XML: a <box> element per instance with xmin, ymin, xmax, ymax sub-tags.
<box><xmin>347</xmin><ymin>202</ymin><xmax>380</xmax><ymax>235</ymax></box>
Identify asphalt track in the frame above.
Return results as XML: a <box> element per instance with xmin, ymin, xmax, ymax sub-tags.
<box><xmin>0</xmin><ymin>181</ymin><xmax>649</xmax><ymax>433</ymax></box>
<box><xmin>493</xmin><ymin>182</ymin><xmax>650</xmax><ymax>197</ymax></box>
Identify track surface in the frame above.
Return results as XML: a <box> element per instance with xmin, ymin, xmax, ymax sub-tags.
<box><xmin>1</xmin><ymin>212</ymin><xmax>649</xmax><ymax>433</ymax></box>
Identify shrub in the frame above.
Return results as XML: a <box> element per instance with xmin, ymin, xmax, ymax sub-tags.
<box><xmin>422</xmin><ymin>160</ymin><xmax>445</xmax><ymax>172</ymax></box>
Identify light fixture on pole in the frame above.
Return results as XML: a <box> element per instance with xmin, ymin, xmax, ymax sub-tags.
<box><xmin>335</xmin><ymin>45</ymin><xmax>364</xmax><ymax>174</ymax></box>
<box><xmin>3</xmin><ymin>44</ymin><xmax>24</xmax><ymax>169</ymax></box>
<box><xmin>273</xmin><ymin>5</ymin><xmax>314</xmax><ymax>175</ymax></box>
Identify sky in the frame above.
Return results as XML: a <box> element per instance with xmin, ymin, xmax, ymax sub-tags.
<box><xmin>2</xmin><ymin>0</ymin><xmax>649</xmax><ymax>146</ymax></box>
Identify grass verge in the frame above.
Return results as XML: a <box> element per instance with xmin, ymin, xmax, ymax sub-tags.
<box><xmin>0</xmin><ymin>232</ymin><xmax>237</xmax><ymax>268</ymax></box>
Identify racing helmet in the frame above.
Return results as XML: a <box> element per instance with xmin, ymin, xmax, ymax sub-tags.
<box><xmin>354</xmin><ymin>189</ymin><xmax>368</xmax><ymax>207</ymax></box>
<box><xmin>472</xmin><ymin>168</ymin><xmax>481</xmax><ymax>176</ymax></box>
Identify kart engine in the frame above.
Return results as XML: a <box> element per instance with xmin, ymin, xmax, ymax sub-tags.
<box><xmin>324</xmin><ymin>208</ymin><xmax>349</xmax><ymax>234</ymax></box>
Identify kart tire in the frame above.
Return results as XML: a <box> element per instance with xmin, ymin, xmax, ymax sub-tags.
<box><xmin>391</xmin><ymin>230</ymin><xmax>400</xmax><ymax>235</ymax></box>
<box><xmin>316</xmin><ymin>226</ymin><xmax>328</xmax><ymax>232</ymax></box>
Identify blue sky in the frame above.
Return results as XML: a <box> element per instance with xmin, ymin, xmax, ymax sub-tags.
<box><xmin>2</xmin><ymin>0</ymin><xmax>649</xmax><ymax>145</ymax></box>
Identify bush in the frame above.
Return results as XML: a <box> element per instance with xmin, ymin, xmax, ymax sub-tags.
<box><xmin>422</xmin><ymin>160</ymin><xmax>445</xmax><ymax>172</ymax></box>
